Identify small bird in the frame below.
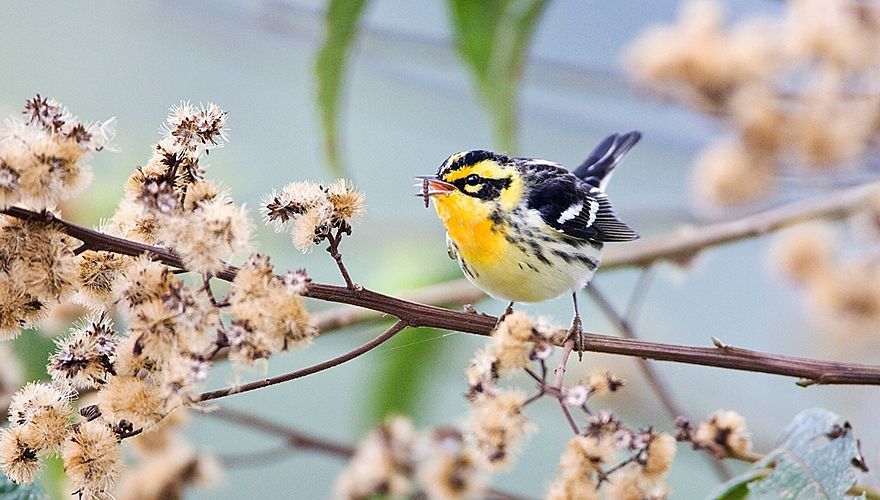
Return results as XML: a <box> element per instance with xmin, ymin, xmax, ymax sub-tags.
<box><xmin>417</xmin><ymin>132</ymin><xmax>641</xmax><ymax>353</ymax></box>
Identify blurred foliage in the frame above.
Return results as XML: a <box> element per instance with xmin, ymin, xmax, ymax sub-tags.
<box><xmin>315</xmin><ymin>0</ymin><xmax>369</xmax><ymax>177</ymax></box>
<box><xmin>0</xmin><ymin>469</ymin><xmax>45</xmax><ymax>500</ymax></box>
<box><xmin>448</xmin><ymin>0</ymin><xmax>549</xmax><ymax>153</ymax></box>
<box><xmin>366</xmin><ymin>325</ymin><xmax>445</xmax><ymax>424</ymax></box>
<box><xmin>366</xmin><ymin>244</ymin><xmax>464</xmax><ymax>426</ymax></box>
<box><xmin>712</xmin><ymin>408</ymin><xmax>864</xmax><ymax>499</ymax></box>
<box><xmin>10</xmin><ymin>331</ymin><xmax>53</xmax><ymax>383</ymax></box>
<box><xmin>315</xmin><ymin>0</ymin><xmax>549</xmax><ymax>176</ymax></box>
<box><xmin>39</xmin><ymin>459</ymin><xmax>64</xmax><ymax>500</ymax></box>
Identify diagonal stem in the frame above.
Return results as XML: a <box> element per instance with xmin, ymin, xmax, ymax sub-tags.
<box><xmin>326</xmin><ymin>226</ymin><xmax>356</xmax><ymax>289</ymax></box>
<box><xmin>197</xmin><ymin>320</ymin><xmax>408</xmax><ymax>402</ymax></box>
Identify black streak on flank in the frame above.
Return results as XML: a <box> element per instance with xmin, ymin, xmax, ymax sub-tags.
<box><xmin>530</xmin><ymin>241</ymin><xmax>550</xmax><ymax>265</ymax></box>
<box><xmin>461</xmin><ymin>260</ymin><xmax>478</xmax><ymax>279</ymax></box>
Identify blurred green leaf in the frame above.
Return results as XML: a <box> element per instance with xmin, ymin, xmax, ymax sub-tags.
<box><xmin>367</xmin><ymin>325</ymin><xmax>447</xmax><ymax>424</ymax></box>
<box><xmin>448</xmin><ymin>0</ymin><xmax>549</xmax><ymax>153</ymax></box>
<box><xmin>11</xmin><ymin>330</ymin><xmax>54</xmax><ymax>383</ymax></box>
<box><xmin>709</xmin><ymin>408</ymin><xmax>864</xmax><ymax>500</ymax></box>
<box><xmin>315</xmin><ymin>0</ymin><xmax>369</xmax><ymax>177</ymax></box>
<box><xmin>0</xmin><ymin>468</ymin><xmax>46</xmax><ymax>500</ymax></box>
<box><xmin>365</xmin><ymin>243</ymin><xmax>465</xmax><ymax>426</ymax></box>
<box><xmin>38</xmin><ymin>458</ymin><xmax>64</xmax><ymax>500</ymax></box>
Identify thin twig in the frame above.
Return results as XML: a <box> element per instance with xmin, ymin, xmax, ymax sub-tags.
<box><xmin>558</xmin><ymin>400</ymin><xmax>580</xmax><ymax>435</ymax></box>
<box><xmin>623</xmin><ymin>266</ymin><xmax>654</xmax><ymax>325</ymax></box>
<box><xmin>314</xmin><ymin>279</ymin><xmax>485</xmax><ymax>332</ymax></box>
<box><xmin>5</xmin><ymin>205</ymin><xmax>880</xmax><ymax>385</ymax></box>
<box><xmin>326</xmin><ymin>226</ymin><xmax>357</xmax><ymax>290</ymax></box>
<box><xmin>208</xmin><ymin>407</ymin><xmax>353</xmax><ymax>459</ymax></box>
<box><xmin>196</xmin><ymin>320</ymin><xmax>408</xmax><ymax>402</ymax></box>
<box><xmin>219</xmin><ymin>446</ymin><xmax>297</xmax><ymax>468</ymax></box>
<box><xmin>585</xmin><ymin>285</ymin><xmax>684</xmax><ymax>422</ymax></box>
<box><xmin>553</xmin><ymin>339</ymin><xmax>575</xmax><ymax>389</ymax></box>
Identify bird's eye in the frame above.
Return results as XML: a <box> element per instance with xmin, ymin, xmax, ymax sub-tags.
<box><xmin>465</xmin><ymin>174</ymin><xmax>481</xmax><ymax>185</ymax></box>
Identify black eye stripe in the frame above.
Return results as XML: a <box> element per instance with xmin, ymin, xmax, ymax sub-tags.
<box><xmin>452</xmin><ymin>176</ymin><xmax>512</xmax><ymax>200</ymax></box>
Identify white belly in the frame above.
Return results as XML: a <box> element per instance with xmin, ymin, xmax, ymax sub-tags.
<box><xmin>448</xmin><ymin>232</ymin><xmax>603</xmax><ymax>303</ymax></box>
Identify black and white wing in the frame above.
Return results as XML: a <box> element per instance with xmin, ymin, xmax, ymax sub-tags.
<box><xmin>573</xmin><ymin>131</ymin><xmax>641</xmax><ymax>191</ymax></box>
<box><xmin>526</xmin><ymin>175</ymin><xmax>639</xmax><ymax>243</ymax></box>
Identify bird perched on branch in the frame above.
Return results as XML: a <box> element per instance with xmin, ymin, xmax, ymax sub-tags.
<box><xmin>417</xmin><ymin>132</ymin><xmax>641</xmax><ymax>353</ymax></box>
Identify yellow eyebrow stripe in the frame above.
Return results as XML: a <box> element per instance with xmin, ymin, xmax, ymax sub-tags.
<box><xmin>444</xmin><ymin>160</ymin><xmax>503</xmax><ymax>183</ymax></box>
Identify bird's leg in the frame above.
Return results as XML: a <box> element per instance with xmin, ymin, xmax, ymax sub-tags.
<box><xmin>493</xmin><ymin>301</ymin><xmax>515</xmax><ymax>331</ymax></box>
<box><xmin>568</xmin><ymin>292</ymin><xmax>584</xmax><ymax>361</ymax></box>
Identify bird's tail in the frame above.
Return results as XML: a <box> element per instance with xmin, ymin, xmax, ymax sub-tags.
<box><xmin>572</xmin><ymin>131</ymin><xmax>641</xmax><ymax>191</ymax></box>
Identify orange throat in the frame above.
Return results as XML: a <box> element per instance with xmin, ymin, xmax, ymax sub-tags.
<box><xmin>433</xmin><ymin>194</ymin><xmax>504</xmax><ymax>266</ymax></box>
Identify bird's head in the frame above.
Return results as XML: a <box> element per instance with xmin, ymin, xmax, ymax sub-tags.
<box><xmin>416</xmin><ymin>150</ymin><xmax>523</xmax><ymax>224</ymax></box>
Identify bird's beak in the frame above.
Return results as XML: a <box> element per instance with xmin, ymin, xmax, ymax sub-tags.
<box><xmin>414</xmin><ymin>175</ymin><xmax>455</xmax><ymax>207</ymax></box>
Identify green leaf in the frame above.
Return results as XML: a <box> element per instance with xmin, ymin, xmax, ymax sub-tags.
<box><xmin>0</xmin><ymin>469</ymin><xmax>46</xmax><ymax>500</ymax></box>
<box><xmin>365</xmin><ymin>244</ymin><xmax>467</xmax><ymax>427</ymax></box>
<box><xmin>709</xmin><ymin>408</ymin><xmax>865</xmax><ymax>500</ymax></box>
<box><xmin>448</xmin><ymin>0</ymin><xmax>549</xmax><ymax>153</ymax></box>
<box><xmin>11</xmin><ymin>329</ymin><xmax>55</xmax><ymax>383</ymax></box>
<box><xmin>315</xmin><ymin>0</ymin><xmax>369</xmax><ymax>177</ymax></box>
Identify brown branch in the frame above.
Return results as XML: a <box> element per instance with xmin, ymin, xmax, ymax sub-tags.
<box><xmin>196</xmin><ymin>320</ymin><xmax>408</xmax><ymax>402</ymax></box>
<box><xmin>315</xmin><ymin>279</ymin><xmax>485</xmax><ymax>332</ymax></box>
<box><xmin>4</xmin><ymin>203</ymin><xmax>880</xmax><ymax>385</ymax></box>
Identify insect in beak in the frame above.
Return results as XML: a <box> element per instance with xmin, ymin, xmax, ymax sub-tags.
<box><xmin>413</xmin><ymin>175</ymin><xmax>456</xmax><ymax>208</ymax></box>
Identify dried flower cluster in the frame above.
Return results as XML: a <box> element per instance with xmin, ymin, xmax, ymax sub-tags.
<box><xmin>226</xmin><ymin>254</ymin><xmax>317</xmax><ymax>367</ymax></box>
<box><xmin>0</xmin><ymin>382</ymin><xmax>75</xmax><ymax>486</ymax></box>
<box><xmin>464</xmin><ymin>313</ymin><xmax>676</xmax><ymax>498</ymax></box>
<box><xmin>262</xmin><ymin>179</ymin><xmax>365</xmax><ymax>252</ymax></box>
<box><xmin>0</xmin><ymin>94</ymin><xmax>113</xmax><ymax>210</ymax></box>
<box><xmin>335</xmin><ymin>417</ymin><xmax>486</xmax><ymax>500</ymax></box>
<box><xmin>0</xmin><ymin>214</ymin><xmax>79</xmax><ymax>339</ymax></box>
<box><xmin>0</xmin><ymin>96</ymin><xmax>361</xmax><ymax>497</ymax></box>
<box><xmin>115</xmin><ymin>409</ymin><xmax>220</xmax><ymax>500</ymax></box>
<box><xmin>772</xmin><ymin>222</ymin><xmax>880</xmax><ymax>335</ymax></box>
<box><xmin>626</xmin><ymin>0</ymin><xmax>880</xmax><ymax>205</ymax></box>
<box><xmin>548</xmin><ymin>422</ymin><xmax>677</xmax><ymax>500</ymax></box>
<box><xmin>676</xmin><ymin>409</ymin><xmax>752</xmax><ymax>459</ymax></box>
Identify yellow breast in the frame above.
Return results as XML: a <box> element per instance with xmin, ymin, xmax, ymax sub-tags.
<box><xmin>432</xmin><ymin>194</ymin><xmax>507</xmax><ymax>266</ymax></box>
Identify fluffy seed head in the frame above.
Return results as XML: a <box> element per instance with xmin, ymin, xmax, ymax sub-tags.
<box><xmin>491</xmin><ymin>312</ymin><xmax>532</xmax><ymax>370</ymax></box>
<box><xmin>467</xmin><ymin>390</ymin><xmax>530</xmax><ymax>470</ymax></box>
<box><xmin>48</xmin><ymin>315</ymin><xmax>118</xmax><ymax>389</ymax></box>
<box><xmin>97</xmin><ymin>375</ymin><xmax>165</xmax><ymax>430</ymax></box>
<box><xmin>416</xmin><ymin>428</ymin><xmax>485</xmax><ymax>500</ymax></box>
<box><xmin>696</xmin><ymin>409</ymin><xmax>752</xmax><ymax>455</ymax></box>
<box><xmin>0</xmin><ymin>426</ymin><xmax>41</xmax><ymax>485</ymax></box>
<box><xmin>771</xmin><ymin>224</ymin><xmax>836</xmax><ymax>283</ymax></box>
<box><xmin>63</xmin><ymin>420</ymin><xmax>121</xmax><ymax>499</ymax></box>
<box><xmin>8</xmin><ymin>382</ymin><xmax>73</xmax><ymax>451</ymax></box>
<box><xmin>334</xmin><ymin>416</ymin><xmax>416</xmax><ymax>499</ymax></box>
